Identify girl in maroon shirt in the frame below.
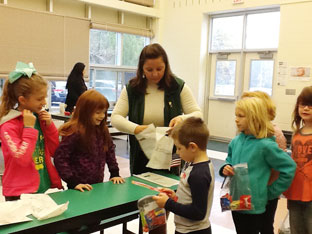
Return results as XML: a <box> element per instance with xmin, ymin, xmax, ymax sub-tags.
<box><xmin>54</xmin><ymin>90</ymin><xmax>124</xmax><ymax>192</ymax></box>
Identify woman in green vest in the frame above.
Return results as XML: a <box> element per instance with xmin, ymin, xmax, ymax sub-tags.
<box><xmin>111</xmin><ymin>43</ymin><xmax>202</xmax><ymax>175</ymax></box>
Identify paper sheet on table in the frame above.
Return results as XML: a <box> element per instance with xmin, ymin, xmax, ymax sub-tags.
<box><xmin>0</xmin><ymin>200</ymin><xmax>32</xmax><ymax>225</ymax></box>
<box><xmin>134</xmin><ymin>172</ymin><xmax>179</xmax><ymax>187</ymax></box>
<box><xmin>135</xmin><ymin>124</ymin><xmax>174</xmax><ymax>170</ymax></box>
<box><xmin>0</xmin><ymin>193</ymin><xmax>69</xmax><ymax>226</ymax></box>
<box><xmin>20</xmin><ymin>194</ymin><xmax>69</xmax><ymax>220</ymax></box>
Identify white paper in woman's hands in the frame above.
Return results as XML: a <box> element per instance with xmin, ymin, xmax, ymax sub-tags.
<box><xmin>135</xmin><ymin>124</ymin><xmax>174</xmax><ymax>169</ymax></box>
<box><xmin>135</xmin><ymin>124</ymin><xmax>156</xmax><ymax>160</ymax></box>
<box><xmin>146</xmin><ymin>131</ymin><xmax>173</xmax><ymax>170</ymax></box>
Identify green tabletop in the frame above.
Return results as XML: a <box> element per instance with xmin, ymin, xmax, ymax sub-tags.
<box><xmin>0</xmin><ymin>173</ymin><xmax>179</xmax><ymax>234</ymax></box>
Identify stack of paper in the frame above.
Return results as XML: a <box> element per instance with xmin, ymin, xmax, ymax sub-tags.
<box><xmin>134</xmin><ymin>172</ymin><xmax>179</xmax><ymax>187</ymax></box>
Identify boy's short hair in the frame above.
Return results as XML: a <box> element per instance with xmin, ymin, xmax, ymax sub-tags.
<box><xmin>171</xmin><ymin>117</ymin><xmax>209</xmax><ymax>151</ymax></box>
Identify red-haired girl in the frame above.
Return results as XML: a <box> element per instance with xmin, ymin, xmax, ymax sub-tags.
<box><xmin>54</xmin><ymin>89</ymin><xmax>124</xmax><ymax>192</ymax></box>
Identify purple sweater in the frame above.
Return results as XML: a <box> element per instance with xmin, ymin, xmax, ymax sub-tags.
<box><xmin>54</xmin><ymin>133</ymin><xmax>120</xmax><ymax>189</ymax></box>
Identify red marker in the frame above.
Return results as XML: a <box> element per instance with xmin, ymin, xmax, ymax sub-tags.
<box><xmin>132</xmin><ymin>181</ymin><xmax>178</xmax><ymax>202</ymax></box>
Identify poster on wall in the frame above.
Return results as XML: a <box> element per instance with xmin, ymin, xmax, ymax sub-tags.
<box><xmin>277</xmin><ymin>61</ymin><xmax>288</xmax><ymax>86</ymax></box>
<box><xmin>290</xmin><ymin>67</ymin><xmax>311</xmax><ymax>81</ymax></box>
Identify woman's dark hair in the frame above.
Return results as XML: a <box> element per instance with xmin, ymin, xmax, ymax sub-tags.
<box><xmin>66</xmin><ymin>62</ymin><xmax>85</xmax><ymax>89</ymax></box>
<box><xmin>292</xmin><ymin>86</ymin><xmax>312</xmax><ymax>132</ymax></box>
<box><xmin>129</xmin><ymin>43</ymin><xmax>177</xmax><ymax>94</ymax></box>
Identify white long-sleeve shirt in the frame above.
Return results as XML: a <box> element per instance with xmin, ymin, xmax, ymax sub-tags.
<box><xmin>111</xmin><ymin>82</ymin><xmax>202</xmax><ymax>135</ymax></box>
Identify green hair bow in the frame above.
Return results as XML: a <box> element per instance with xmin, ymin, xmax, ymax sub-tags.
<box><xmin>9</xmin><ymin>62</ymin><xmax>37</xmax><ymax>84</ymax></box>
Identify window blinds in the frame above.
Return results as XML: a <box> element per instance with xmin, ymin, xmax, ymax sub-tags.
<box><xmin>0</xmin><ymin>5</ymin><xmax>90</xmax><ymax>80</ymax></box>
<box><xmin>90</xmin><ymin>22</ymin><xmax>153</xmax><ymax>38</ymax></box>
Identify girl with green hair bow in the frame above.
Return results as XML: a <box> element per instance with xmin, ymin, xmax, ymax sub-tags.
<box><xmin>0</xmin><ymin>61</ymin><xmax>62</xmax><ymax>201</ymax></box>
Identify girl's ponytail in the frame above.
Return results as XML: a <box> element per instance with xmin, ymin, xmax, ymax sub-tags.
<box><xmin>0</xmin><ymin>80</ymin><xmax>18</xmax><ymax>120</ymax></box>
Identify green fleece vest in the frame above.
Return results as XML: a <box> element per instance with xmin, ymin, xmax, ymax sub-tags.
<box><xmin>126</xmin><ymin>77</ymin><xmax>185</xmax><ymax>174</ymax></box>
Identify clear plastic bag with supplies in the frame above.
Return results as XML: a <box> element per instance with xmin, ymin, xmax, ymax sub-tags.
<box><xmin>220</xmin><ymin>163</ymin><xmax>253</xmax><ymax>211</ymax></box>
<box><xmin>137</xmin><ymin>195</ymin><xmax>166</xmax><ymax>233</ymax></box>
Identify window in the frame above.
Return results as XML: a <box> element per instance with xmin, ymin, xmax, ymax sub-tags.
<box><xmin>249</xmin><ymin>60</ymin><xmax>274</xmax><ymax>95</ymax></box>
<box><xmin>90</xmin><ymin>29</ymin><xmax>150</xmax><ymax>109</ymax></box>
<box><xmin>211</xmin><ymin>16</ymin><xmax>244</xmax><ymax>51</ymax></box>
<box><xmin>215</xmin><ymin>60</ymin><xmax>236</xmax><ymax>96</ymax></box>
<box><xmin>209</xmin><ymin>9</ymin><xmax>280</xmax><ymax>97</ymax></box>
<box><xmin>90</xmin><ymin>30</ymin><xmax>117</xmax><ymax>65</ymax></box>
<box><xmin>50</xmin><ymin>81</ymin><xmax>67</xmax><ymax>107</ymax></box>
<box><xmin>245</xmin><ymin>12</ymin><xmax>280</xmax><ymax>49</ymax></box>
<box><xmin>122</xmin><ymin>34</ymin><xmax>147</xmax><ymax>66</ymax></box>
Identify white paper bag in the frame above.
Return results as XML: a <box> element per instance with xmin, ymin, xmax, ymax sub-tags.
<box><xmin>135</xmin><ymin>124</ymin><xmax>156</xmax><ymax>160</ymax></box>
<box><xmin>135</xmin><ymin>124</ymin><xmax>174</xmax><ymax>169</ymax></box>
<box><xmin>146</xmin><ymin>134</ymin><xmax>173</xmax><ymax>170</ymax></box>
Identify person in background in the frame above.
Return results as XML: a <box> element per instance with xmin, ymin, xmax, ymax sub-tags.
<box><xmin>65</xmin><ymin>62</ymin><xmax>87</xmax><ymax>113</ymax></box>
<box><xmin>54</xmin><ymin>90</ymin><xmax>124</xmax><ymax>192</ymax></box>
<box><xmin>220</xmin><ymin>97</ymin><xmax>296</xmax><ymax>234</ymax></box>
<box><xmin>0</xmin><ymin>62</ymin><xmax>62</xmax><ymax>201</ymax></box>
<box><xmin>111</xmin><ymin>43</ymin><xmax>202</xmax><ymax>176</ymax></box>
<box><xmin>241</xmin><ymin>91</ymin><xmax>287</xmax><ymax>234</ymax></box>
<box><xmin>284</xmin><ymin>86</ymin><xmax>312</xmax><ymax>234</ymax></box>
<box><xmin>153</xmin><ymin>117</ymin><xmax>215</xmax><ymax>234</ymax></box>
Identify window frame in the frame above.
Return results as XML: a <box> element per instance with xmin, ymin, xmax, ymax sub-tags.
<box><xmin>208</xmin><ymin>7</ymin><xmax>280</xmax><ymax>99</ymax></box>
<box><xmin>89</xmin><ymin>30</ymin><xmax>150</xmax><ymax>109</ymax></box>
<box><xmin>209</xmin><ymin>8</ymin><xmax>280</xmax><ymax>53</ymax></box>
<box><xmin>214</xmin><ymin>59</ymin><xmax>237</xmax><ymax>97</ymax></box>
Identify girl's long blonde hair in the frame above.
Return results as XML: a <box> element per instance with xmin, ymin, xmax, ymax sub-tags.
<box><xmin>236</xmin><ymin>97</ymin><xmax>274</xmax><ymax>138</ymax></box>
<box><xmin>0</xmin><ymin>74</ymin><xmax>47</xmax><ymax>120</ymax></box>
<box><xmin>241</xmin><ymin>91</ymin><xmax>276</xmax><ymax>121</ymax></box>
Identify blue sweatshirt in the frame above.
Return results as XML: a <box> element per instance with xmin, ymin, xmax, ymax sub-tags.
<box><xmin>219</xmin><ymin>132</ymin><xmax>296</xmax><ymax>214</ymax></box>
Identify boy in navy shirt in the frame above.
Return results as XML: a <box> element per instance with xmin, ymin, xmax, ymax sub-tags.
<box><xmin>153</xmin><ymin>117</ymin><xmax>215</xmax><ymax>234</ymax></box>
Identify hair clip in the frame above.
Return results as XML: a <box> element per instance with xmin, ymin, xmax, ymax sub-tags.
<box><xmin>8</xmin><ymin>62</ymin><xmax>37</xmax><ymax>84</ymax></box>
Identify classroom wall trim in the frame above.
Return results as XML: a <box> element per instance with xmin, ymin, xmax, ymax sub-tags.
<box><xmin>78</xmin><ymin>0</ymin><xmax>160</xmax><ymax>18</ymax></box>
<box><xmin>125</xmin><ymin>0</ymin><xmax>155</xmax><ymax>7</ymax></box>
<box><xmin>91</xmin><ymin>22</ymin><xmax>153</xmax><ymax>38</ymax></box>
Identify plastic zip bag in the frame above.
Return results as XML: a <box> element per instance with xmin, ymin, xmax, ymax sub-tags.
<box><xmin>220</xmin><ymin>163</ymin><xmax>253</xmax><ymax>211</ymax></box>
<box><xmin>137</xmin><ymin>195</ymin><xmax>166</xmax><ymax>233</ymax></box>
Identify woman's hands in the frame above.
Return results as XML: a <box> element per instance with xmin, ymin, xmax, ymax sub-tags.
<box><xmin>75</xmin><ymin>184</ymin><xmax>93</xmax><ymax>192</ymax></box>
<box><xmin>134</xmin><ymin>117</ymin><xmax>183</xmax><ymax>134</ymax></box>
<box><xmin>134</xmin><ymin>125</ymin><xmax>148</xmax><ymax>134</ymax></box>
<box><xmin>222</xmin><ymin>165</ymin><xmax>235</xmax><ymax>176</ymax></box>
<box><xmin>169</xmin><ymin>116</ymin><xmax>183</xmax><ymax>128</ymax></box>
<box><xmin>110</xmin><ymin>177</ymin><xmax>125</xmax><ymax>184</ymax></box>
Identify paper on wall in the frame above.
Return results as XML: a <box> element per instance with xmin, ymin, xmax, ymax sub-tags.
<box><xmin>135</xmin><ymin>124</ymin><xmax>174</xmax><ymax>170</ymax></box>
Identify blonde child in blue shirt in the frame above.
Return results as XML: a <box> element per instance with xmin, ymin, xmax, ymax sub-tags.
<box><xmin>220</xmin><ymin>97</ymin><xmax>296</xmax><ymax>234</ymax></box>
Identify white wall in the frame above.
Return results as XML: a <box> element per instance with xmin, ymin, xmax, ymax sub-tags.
<box><xmin>159</xmin><ymin>0</ymin><xmax>312</xmax><ymax>139</ymax></box>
